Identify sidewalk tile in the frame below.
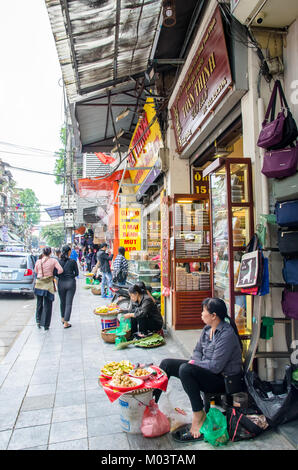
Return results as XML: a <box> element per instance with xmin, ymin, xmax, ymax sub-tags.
<box><xmin>15</xmin><ymin>409</ymin><xmax>53</xmax><ymax>429</ymax></box>
<box><xmin>54</xmin><ymin>390</ymin><xmax>86</xmax><ymax>408</ymax></box>
<box><xmin>127</xmin><ymin>433</ymin><xmax>174</xmax><ymax>451</ymax></box>
<box><xmin>26</xmin><ymin>383</ymin><xmax>57</xmax><ymax>397</ymax></box>
<box><xmin>0</xmin><ymin>430</ymin><xmax>12</xmax><ymax>450</ymax></box>
<box><xmin>7</xmin><ymin>424</ymin><xmax>50</xmax><ymax>450</ymax></box>
<box><xmin>49</xmin><ymin>418</ymin><xmax>87</xmax><ymax>444</ymax></box>
<box><xmin>48</xmin><ymin>438</ymin><xmax>88</xmax><ymax>450</ymax></box>
<box><xmin>56</xmin><ymin>379</ymin><xmax>85</xmax><ymax>393</ymax></box>
<box><xmin>0</xmin><ymin>408</ymin><xmax>19</xmax><ymax>431</ymax></box>
<box><xmin>89</xmin><ymin>433</ymin><xmax>129</xmax><ymax>450</ymax></box>
<box><xmin>85</xmin><ymin>388</ymin><xmax>106</xmax><ymax>404</ymax></box>
<box><xmin>52</xmin><ymin>404</ymin><xmax>86</xmax><ymax>423</ymax></box>
<box><xmin>87</xmin><ymin>414</ymin><xmax>122</xmax><ymax>438</ymax></box>
<box><xmin>87</xmin><ymin>401</ymin><xmax>119</xmax><ymax>419</ymax></box>
<box><xmin>21</xmin><ymin>394</ymin><xmax>55</xmax><ymax>412</ymax></box>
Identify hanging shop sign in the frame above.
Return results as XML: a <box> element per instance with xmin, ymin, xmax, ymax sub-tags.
<box><xmin>192</xmin><ymin>169</ymin><xmax>209</xmax><ymax>195</ymax></box>
<box><xmin>170</xmin><ymin>6</ymin><xmax>232</xmax><ymax>154</ymax></box>
<box><xmin>161</xmin><ymin>194</ymin><xmax>171</xmax><ymax>290</ymax></box>
<box><xmin>128</xmin><ymin>97</ymin><xmax>163</xmax><ymax>192</ymax></box>
<box><xmin>119</xmin><ymin>208</ymin><xmax>141</xmax><ymax>257</ymax></box>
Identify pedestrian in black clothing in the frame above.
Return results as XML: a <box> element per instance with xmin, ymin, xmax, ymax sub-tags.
<box><xmin>86</xmin><ymin>247</ymin><xmax>93</xmax><ymax>273</ymax></box>
<box><xmin>57</xmin><ymin>245</ymin><xmax>79</xmax><ymax>329</ymax></box>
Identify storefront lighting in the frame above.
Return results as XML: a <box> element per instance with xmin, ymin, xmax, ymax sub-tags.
<box><xmin>113</xmin><ymin>129</ymin><xmax>124</xmax><ymax>142</ymax></box>
<box><xmin>116</xmin><ymin>108</ymin><xmax>131</xmax><ymax>122</ymax></box>
<box><xmin>177</xmin><ymin>199</ymin><xmax>193</xmax><ymax>204</ymax></box>
<box><xmin>162</xmin><ymin>0</ymin><xmax>176</xmax><ymax>27</ymax></box>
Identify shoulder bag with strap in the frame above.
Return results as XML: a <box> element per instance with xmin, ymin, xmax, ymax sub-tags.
<box><xmin>40</xmin><ymin>257</ymin><xmax>56</xmax><ymax>292</ymax></box>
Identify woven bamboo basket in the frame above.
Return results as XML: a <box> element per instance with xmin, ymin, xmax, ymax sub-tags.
<box><xmin>101</xmin><ymin>327</ymin><xmax>131</xmax><ymax>344</ymax></box>
<box><xmin>91</xmin><ymin>287</ymin><xmax>101</xmax><ymax>295</ymax></box>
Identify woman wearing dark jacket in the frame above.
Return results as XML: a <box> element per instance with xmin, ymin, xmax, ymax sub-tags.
<box><xmin>57</xmin><ymin>245</ymin><xmax>79</xmax><ymax>329</ymax></box>
<box><xmin>123</xmin><ymin>284</ymin><xmax>163</xmax><ymax>336</ymax></box>
<box><xmin>153</xmin><ymin>298</ymin><xmax>243</xmax><ymax>442</ymax></box>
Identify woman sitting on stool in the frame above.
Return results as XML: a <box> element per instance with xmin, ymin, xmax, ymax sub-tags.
<box><xmin>122</xmin><ymin>284</ymin><xmax>163</xmax><ymax>337</ymax></box>
<box><xmin>153</xmin><ymin>298</ymin><xmax>243</xmax><ymax>442</ymax></box>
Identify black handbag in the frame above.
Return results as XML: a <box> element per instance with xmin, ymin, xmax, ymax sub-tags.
<box><xmin>223</xmin><ymin>372</ymin><xmax>245</xmax><ymax>395</ymax></box>
<box><xmin>278</xmin><ymin>229</ymin><xmax>298</xmax><ymax>257</ymax></box>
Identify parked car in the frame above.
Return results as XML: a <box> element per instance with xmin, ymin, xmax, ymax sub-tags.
<box><xmin>0</xmin><ymin>252</ymin><xmax>36</xmax><ymax>298</ymax></box>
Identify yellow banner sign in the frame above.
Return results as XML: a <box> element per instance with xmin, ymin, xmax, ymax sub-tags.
<box><xmin>128</xmin><ymin>97</ymin><xmax>163</xmax><ymax>190</ymax></box>
<box><xmin>119</xmin><ymin>208</ymin><xmax>141</xmax><ymax>257</ymax></box>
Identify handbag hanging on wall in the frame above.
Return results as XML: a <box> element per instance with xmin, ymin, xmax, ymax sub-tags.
<box><xmin>257</xmin><ymin>80</ymin><xmax>298</xmax><ymax>150</ymax></box>
<box><xmin>275</xmin><ymin>200</ymin><xmax>298</xmax><ymax>227</ymax></box>
<box><xmin>261</xmin><ymin>145</ymin><xmax>298</xmax><ymax>179</ymax></box>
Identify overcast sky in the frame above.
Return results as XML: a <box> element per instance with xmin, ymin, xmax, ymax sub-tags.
<box><xmin>0</xmin><ymin>0</ymin><xmax>64</xmax><ymax>226</ymax></box>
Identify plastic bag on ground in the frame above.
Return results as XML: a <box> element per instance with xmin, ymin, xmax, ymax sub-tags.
<box><xmin>141</xmin><ymin>399</ymin><xmax>171</xmax><ymax>438</ymax></box>
<box><xmin>158</xmin><ymin>390</ymin><xmax>192</xmax><ymax>432</ymax></box>
<box><xmin>200</xmin><ymin>408</ymin><xmax>229</xmax><ymax>447</ymax></box>
<box><xmin>245</xmin><ymin>365</ymin><xmax>298</xmax><ymax>427</ymax></box>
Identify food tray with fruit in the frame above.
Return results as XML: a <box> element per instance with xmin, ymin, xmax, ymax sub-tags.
<box><xmin>129</xmin><ymin>367</ymin><xmax>155</xmax><ymax>380</ymax></box>
<box><xmin>100</xmin><ymin>360</ymin><xmax>134</xmax><ymax>379</ymax></box>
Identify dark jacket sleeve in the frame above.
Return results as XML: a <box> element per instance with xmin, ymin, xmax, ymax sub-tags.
<box><xmin>133</xmin><ymin>297</ymin><xmax>155</xmax><ymax>320</ymax></box>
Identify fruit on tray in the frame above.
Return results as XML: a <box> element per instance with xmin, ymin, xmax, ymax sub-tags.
<box><xmin>94</xmin><ymin>304</ymin><xmax>119</xmax><ymax>314</ymax></box>
<box><xmin>101</xmin><ymin>360</ymin><xmax>133</xmax><ymax>377</ymax></box>
<box><xmin>94</xmin><ymin>306</ymin><xmax>109</xmax><ymax>314</ymax></box>
<box><xmin>131</xmin><ymin>368</ymin><xmax>150</xmax><ymax>377</ymax></box>
<box><xmin>111</xmin><ymin>370</ymin><xmax>138</xmax><ymax>388</ymax></box>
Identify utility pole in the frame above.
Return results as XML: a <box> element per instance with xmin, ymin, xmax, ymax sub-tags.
<box><xmin>62</xmin><ymin>90</ymin><xmax>75</xmax><ymax>246</ymax></box>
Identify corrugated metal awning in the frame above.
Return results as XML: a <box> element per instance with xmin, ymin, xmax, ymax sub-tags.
<box><xmin>45</xmin><ymin>0</ymin><xmax>162</xmax><ymax>103</ymax></box>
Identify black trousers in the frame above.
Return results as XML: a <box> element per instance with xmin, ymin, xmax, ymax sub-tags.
<box><xmin>130</xmin><ymin>315</ymin><xmax>163</xmax><ymax>335</ymax></box>
<box><xmin>153</xmin><ymin>358</ymin><xmax>226</xmax><ymax>412</ymax></box>
<box><xmin>36</xmin><ymin>295</ymin><xmax>53</xmax><ymax>328</ymax></box>
<box><xmin>58</xmin><ymin>279</ymin><xmax>76</xmax><ymax>322</ymax></box>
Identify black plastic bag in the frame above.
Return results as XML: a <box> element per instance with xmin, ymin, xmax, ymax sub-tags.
<box><xmin>245</xmin><ymin>365</ymin><xmax>298</xmax><ymax>427</ymax></box>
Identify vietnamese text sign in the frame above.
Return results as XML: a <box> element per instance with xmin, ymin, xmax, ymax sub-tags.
<box><xmin>170</xmin><ymin>6</ymin><xmax>232</xmax><ymax>153</ymax></box>
<box><xmin>119</xmin><ymin>208</ymin><xmax>141</xmax><ymax>256</ymax></box>
<box><xmin>128</xmin><ymin>97</ymin><xmax>163</xmax><ymax>191</ymax></box>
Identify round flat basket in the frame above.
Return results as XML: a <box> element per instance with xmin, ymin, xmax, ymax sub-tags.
<box><xmin>101</xmin><ymin>327</ymin><xmax>131</xmax><ymax>344</ymax></box>
<box><xmin>91</xmin><ymin>287</ymin><xmax>101</xmax><ymax>295</ymax></box>
<box><xmin>135</xmin><ymin>339</ymin><xmax>166</xmax><ymax>348</ymax></box>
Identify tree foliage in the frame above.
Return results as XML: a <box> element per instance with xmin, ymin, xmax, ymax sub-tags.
<box><xmin>18</xmin><ymin>188</ymin><xmax>40</xmax><ymax>226</ymax></box>
<box><xmin>54</xmin><ymin>126</ymin><xmax>66</xmax><ymax>185</ymax></box>
<box><xmin>41</xmin><ymin>223</ymin><xmax>65</xmax><ymax>248</ymax></box>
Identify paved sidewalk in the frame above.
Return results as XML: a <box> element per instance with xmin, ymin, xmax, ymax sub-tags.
<box><xmin>0</xmin><ymin>277</ymin><xmax>295</xmax><ymax>450</ymax></box>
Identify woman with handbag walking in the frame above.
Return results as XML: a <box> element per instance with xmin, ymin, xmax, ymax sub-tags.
<box><xmin>34</xmin><ymin>247</ymin><xmax>63</xmax><ymax>330</ymax></box>
<box><xmin>57</xmin><ymin>245</ymin><xmax>79</xmax><ymax>329</ymax></box>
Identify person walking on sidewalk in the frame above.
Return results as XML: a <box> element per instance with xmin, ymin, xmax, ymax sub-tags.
<box><xmin>97</xmin><ymin>243</ymin><xmax>113</xmax><ymax>298</ymax></box>
<box><xmin>57</xmin><ymin>245</ymin><xmax>79</xmax><ymax>329</ymax></box>
<box><xmin>112</xmin><ymin>246</ymin><xmax>128</xmax><ymax>285</ymax></box>
<box><xmin>34</xmin><ymin>247</ymin><xmax>63</xmax><ymax>330</ymax></box>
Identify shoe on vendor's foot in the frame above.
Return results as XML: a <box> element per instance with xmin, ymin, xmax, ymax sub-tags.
<box><xmin>171</xmin><ymin>424</ymin><xmax>204</xmax><ymax>443</ymax></box>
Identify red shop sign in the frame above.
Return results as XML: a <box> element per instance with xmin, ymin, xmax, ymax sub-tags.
<box><xmin>170</xmin><ymin>6</ymin><xmax>232</xmax><ymax>153</ymax></box>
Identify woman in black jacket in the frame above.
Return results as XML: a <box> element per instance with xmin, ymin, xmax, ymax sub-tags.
<box><xmin>57</xmin><ymin>245</ymin><xmax>79</xmax><ymax>329</ymax></box>
<box><xmin>123</xmin><ymin>284</ymin><xmax>163</xmax><ymax>337</ymax></box>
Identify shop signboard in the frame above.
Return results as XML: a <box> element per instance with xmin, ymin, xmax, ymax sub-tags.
<box><xmin>119</xmin><ymin>207</ymin><xmax>141</xmax><ymax>258</ymax></box>
<box><xmin>128</xmin><ymin>97</ymin><xmax>163</xmax><ymax>192</ymax></box>
<box><xmin>192</xmin><ymin>169</ymin><xmax>209</xmax><ymax>196</ymax></box>
<box><xmin>161</xmin><ymin>194</ymin><xmax>171</xmax><ymax>289</ymax></box>
<box><xmin>170</xmin><ymin>6</ymin><xmax>232</xmax><ymax>154</ymax></box>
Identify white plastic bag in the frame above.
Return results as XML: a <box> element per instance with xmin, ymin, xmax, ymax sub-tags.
<box><xmin>158</xmin><ymin>390</ymin><xmax>192</xmax><ymax>432</ymax></box>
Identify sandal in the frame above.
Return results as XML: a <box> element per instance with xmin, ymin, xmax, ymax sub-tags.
<box><xmin>64</xmin><ymin>324</ymin><xmax>72</xmax><ymax>329</ymax></box>
<box><xmin>171</xmin><ymin>424</ymin><xmax>204</xmax><ymax>443</ymax></box>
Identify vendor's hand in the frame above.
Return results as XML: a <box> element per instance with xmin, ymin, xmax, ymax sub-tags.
<box><xmin>123</xmin><ymin>313</ymin><xmax>134</xmax><ymax>319</ymax></box>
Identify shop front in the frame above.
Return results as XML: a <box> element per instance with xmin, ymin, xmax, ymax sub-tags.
<box><xmin>123</xmin><ymin>97</ymin><xmax>164</xmax><ymax>299</ymax></box>
<box><xmin>166</xmin><ymin>1</ymin><xmax>250</xmax><ymax>331</ymax></box>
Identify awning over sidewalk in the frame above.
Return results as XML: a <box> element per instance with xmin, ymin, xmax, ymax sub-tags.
<box><xmin>45</xmin><ymin>0</ymin><xmax>162</xmax><ymax>102</ymax></box>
